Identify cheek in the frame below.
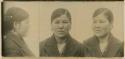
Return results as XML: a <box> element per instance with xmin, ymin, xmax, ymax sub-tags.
<box><xmin>64</xmin><ymin>24</ymin><xmax>71</xmax><ymax>31</ymax></box>
<box><xmin>92</xmin><ymin>24</ymin><xmax>97</xmax><ymax>31</ymax></box>
<box><xmin>21</xmin><ymin>24</ymin><xmax>28</xmax><ymax>32</ymax></box>
<box><xmin>51</xmin><ymin>24</ymin><xmax>57</xmax><ymax>31</ymax></box>
<box><xmin>101</xmin><ymin>24</ymin><xmax>111</xmax><ymax>32</ymax></box>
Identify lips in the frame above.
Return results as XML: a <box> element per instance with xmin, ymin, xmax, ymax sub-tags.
<box><xmin>56</xmin><ymin>30</ymin><xmax>65</xmax><ymax>34</ymax></box>
<box><xmin>58</xmin><ymin>31</ymin><xmax>64</xmax><ymax>33</ymax></box>
<box><xmin>95</xmin><ymin>29</ymin><xmax>102</xmax><ymax>32</ymax></box>
<box><xmin>95</xmin><ymin>30</ymin><xmax>101</xmax><ymax>31</ymax></box>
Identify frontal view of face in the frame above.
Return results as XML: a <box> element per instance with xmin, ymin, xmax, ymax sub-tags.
<box><xmin>92</xmin><ymin>13</ymin><xmax>112</xmax><ymax>38</ymax></box>
<box><xmin>51</xmin><ymin>13</ymin><xmax>71</xmax><ymax>38</ymax></box>
<box><xmin>40</xmin><ymin>8</ymin><xmax>85</xmax><ymax>57</ymax></box>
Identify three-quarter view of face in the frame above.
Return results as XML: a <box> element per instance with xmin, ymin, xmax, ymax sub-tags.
<box><xmin>51</xmin><ymin>8</ymin><xmax>71</xmax><ymax>38</ymax></box>
<box><xmin>2</xmin><ymin>2</ymin><xmax>124</xmax><ymax>57</ymax></box>
<box><xmin>92</xmin><ymin>8</ymin><xmax>113</xmax><ymax>38</ymax></box>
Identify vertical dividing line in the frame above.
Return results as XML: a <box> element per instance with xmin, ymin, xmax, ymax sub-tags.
<box><xmin>1</xmin><ymin>1</ymin><xmax>4</xmax><ymax>57</ymax></box>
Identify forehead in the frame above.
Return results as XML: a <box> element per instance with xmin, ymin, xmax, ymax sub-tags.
<box><xmin>93</xmin><ymin>14</ymin><xmax>108</xmax><ymax>21</ymax></box>
<box><xmin>53</xmin><ymin>15</ymin><xmax>70</xmax><ymax>21</ymax></box>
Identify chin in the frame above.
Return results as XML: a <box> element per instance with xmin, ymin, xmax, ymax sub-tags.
<box><xmin>95</xmin><ymin>33</ymin><xmax>107</xmax><ymax>38</ymax></box>
<box><xmin>58</xmin><ymin>35</ymin><xmax>66</xmax><ymax>38</ymax></box>
<box><xmin>95</xmin><ymin>33</ymin><xmax>103</xmax><ymax>37</ymax></box>
<box><xmin>55</xmin><ymin>34</ymin><xmax>66</xmax><ymax>38</ymax></box>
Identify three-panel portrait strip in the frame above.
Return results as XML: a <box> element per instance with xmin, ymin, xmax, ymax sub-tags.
<box><xmin>1</xmin><ymin>0</ymin><xmax>124</xmax><ymax>59</ymax></box>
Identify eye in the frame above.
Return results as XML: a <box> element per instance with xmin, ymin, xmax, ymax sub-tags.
<box><xmin>99</xmin><ymin>20</ymin><xmax>105</xmax><ymax>23</ymax></box>
<box><xmin>54</xmin><ymin>21</ymin><xmax>60</xmax><ymax>24</ymax></box>
<box><xmin>93</xmin><ymin>20</ymin><xmax>97</xmax><ymax>24</ymax></box>
<box><xmin>63</xmin><ymin>21</ymin><xmax>69</xmax><ymax>24</ymax></box>
<box><xmin>93</xmin><ymin>19</ymin><xmax>106</xmax><ymax>24</ymax></box>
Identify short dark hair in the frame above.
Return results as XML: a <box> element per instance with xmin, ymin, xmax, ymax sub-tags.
<box><xmin>93</xmin><ymin>8</ymin><xmax>114</xmax><ymax>23</ymax></box>
<box><xmin>3</xmin><ymin>7</ymin><xmax>29</xmax><ymax>35</ymax></box>
<box><xmin>51</xmin><ymin>8</ymin><xmax>71</xmax><ymax>23</ymax></box>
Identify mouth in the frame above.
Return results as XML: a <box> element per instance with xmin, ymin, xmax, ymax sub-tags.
<box><xmin>95</xmin><ymin>30</ymin><xmax>101</xmax><ymax>31</ymax></box>
<box><xmin>57</xmin><ymin>31</ymin><xmax>65</xmax><ymax>33</ymax></box>
<box><xmin>95</xmin><ymin>30</ymin><xmax>102</xmax><ymax>32</ymax></box>
<box><xmin>56</xmin><ymin>30</ymin><xmax>65</xmax><ymax>33</ymax></box>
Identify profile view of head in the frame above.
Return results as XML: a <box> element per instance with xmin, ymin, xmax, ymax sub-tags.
<box><xmin>4</xmin><ymin>7</ymin><xmax>29</xmax><ymax>37</ymax></box>
<box><xmin>51</xmin><ymin>8</ymin><xmax>71</xmax><ymax>38</ymax></box>
<box><xmin>92</xmin><ymin>8</ymin><xmax>113</xmax><ymax>38</ymax></box>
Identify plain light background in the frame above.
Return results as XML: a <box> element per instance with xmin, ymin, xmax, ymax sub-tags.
<box><xmin>3</xmin><ymin>2</ymin><xmax>40</xmax><ymax>57</ymax></box>
<box><xmin>39</xmin><ymin>2</ymin><xmax>124</xmax><ymax>43</ymax></box>
<box><xmin>1</xmin><ymin>1</ymin><xmax>124</xmax><ymax>57</ymax></box>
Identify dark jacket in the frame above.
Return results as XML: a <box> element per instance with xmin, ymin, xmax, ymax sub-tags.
<box><xmin>40</xmin><ymin>35</ymin><xmax>84</xmax><ymax>57</ymax></box>
<box><xmin>83</xmin><ymin>34</ymin><xmax>124</xmax><ymax>57</ymax></box>
<box><xmin>2</xmin><ymin>31</ymin><xmax>34</xmax><ymax>57</ymax></box>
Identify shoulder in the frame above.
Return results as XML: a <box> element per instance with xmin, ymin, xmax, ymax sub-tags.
<box><xmin>39</xmin><ymin>37</ymin><xmax>51</xmax><ymax>49</ymax></box>
<box><xmin>68</xmin><ymin>37</ymin><xmax>83</xmax><ymax>50</ymax></box>
<box><xmin>111</xmin><ymin>36</ymin><xmax>124</xmax><ymax>56</ymax></box>
<box><xmin>83</xmin><ymin>36</ymin><xmax>96</xmax><ymax>46</ymax></box>
<box><xmin>113</xmin><ymin>37</ymin><xmax>123</xmax><ymax>48</ymax></box>
<box><xmin>3</xmin><ymin>32</ymin><xmax>17</xmax><ymax>44</ymax></box>
<box><xmin>111</xmin><ymin>35</ymin><xmax>123</xmax><ymax>46</ymax></box>
<box><xmin>5</xmin><ymin>32</ymin><xmax>19</xmax><ymax>42</ymax></box>
<box><xmin>71</xmin><ymin>38</ymin><xmax>82</xmax><ymax>46</ymax></box>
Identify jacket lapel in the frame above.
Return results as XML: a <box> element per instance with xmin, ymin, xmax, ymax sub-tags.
<box><xmin>44</xmin><ymin>35</ymin><xmax>77</xmax><ymax>56</ymax></box>
<box><xmin>62</xmin><ymin>36</ymin><xmax>75</xmax><ymax>56</ymax></box>
<box><xmin>90</xmin><ymin>36</ymin><xmax>102</xmax><ymax>57</ymax></box>
<box><xmin>102</xmin><ymin>35</ymin><xmax>122</xmax><ymax>57</ymax></box>
<box><xmin>44</xmin><ymin>35</ymin><xmax>60</xmax><ymax>56</ymax></box>
<box><xmin>10</xmin><ymin>32</ymin><xmax>33</xmax><ymax>56</ymax></box>
<box><xmin>85</xmin><ymin>34</ymin><xmax>122</xmax><ymax>57</ymax></box>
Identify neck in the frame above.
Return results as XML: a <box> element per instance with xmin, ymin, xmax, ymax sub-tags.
<box><xmin>12</xmin><ymin>30</ymin><xmax>23</xmax><ymax>37</ymax></box>
<box><xmin>55</xmin><ymin>36</ymin><xmax>67</xmax><ymax>44</ymax></box>
<box><xmin>98</xmin><ymin>33</ymin><xmax>110</xmax><ymax>43</ymax></box>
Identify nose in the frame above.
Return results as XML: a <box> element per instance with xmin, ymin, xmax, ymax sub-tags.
<box><xmin>58</xmin><ymin>23</ymin><xmax>64</xmax><ymax>29</ymax></box>
<box><xmin>94</xmin><ymin>23</ymin><xmax>101</xmax><ymax>28</ymax></box>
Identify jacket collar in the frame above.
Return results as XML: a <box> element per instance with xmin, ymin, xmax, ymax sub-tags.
<box><xmin>44</xmin><ymin>34</ymin><xmax>77</xmax><ymax>56</ymax></box>
<box><xmin>88</xmin><ymin>33</ymin><xmax>122</xmax><ymax>57</ymax></box>
<box><xmin>6</xmin><ymin>31</ymin><xmax>33</xmax><ymax>56</ymax></box>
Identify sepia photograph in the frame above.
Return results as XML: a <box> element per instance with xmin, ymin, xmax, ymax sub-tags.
<box><xmin>2</xmin><ymin>2</ymin><xmax>39</xmax><ymax>57</ymax></box>
<box><xmin>1</xmin><ymin>1</ymin><xmax>124</xmax><ymax>59</ymax></box>
<box><xmin>3</xmin><ymin>0</ymin><xmax>124</xmax><ymax>1</ymax></box>
<box><xmin>39</xmin><ymin>2</ymin><xmax>124</xmax><ymax>57</ymax></box>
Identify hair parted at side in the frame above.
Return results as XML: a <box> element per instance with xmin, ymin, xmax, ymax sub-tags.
<box><xmin>51</xmin><ymin>8</ymin><xmax>71</xmax><ymax>22</ymax></box>
<box><xmin>93</xmin><ymin>8</ymin><xmax>114</xmax><ymax>23</ymax></box>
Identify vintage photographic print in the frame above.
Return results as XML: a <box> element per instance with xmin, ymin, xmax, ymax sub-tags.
<box><xmin>1</xmin><ymin>1</ymin><xmax>124</xmax><ymax>59</ymax></box>
<box><xmin>39</xmin><ymin>2</ymin><xmax>124</xmax><ymax>57</ymax></box>
<box><xmin>2</xmin><ymin>2</ymin><xmax>39</xmax><ymax>57</ymax></box>
<box><xmin>3</xmin><ymin>0</ymin><xmax>124</xmax><ymax>1</ymax></box>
